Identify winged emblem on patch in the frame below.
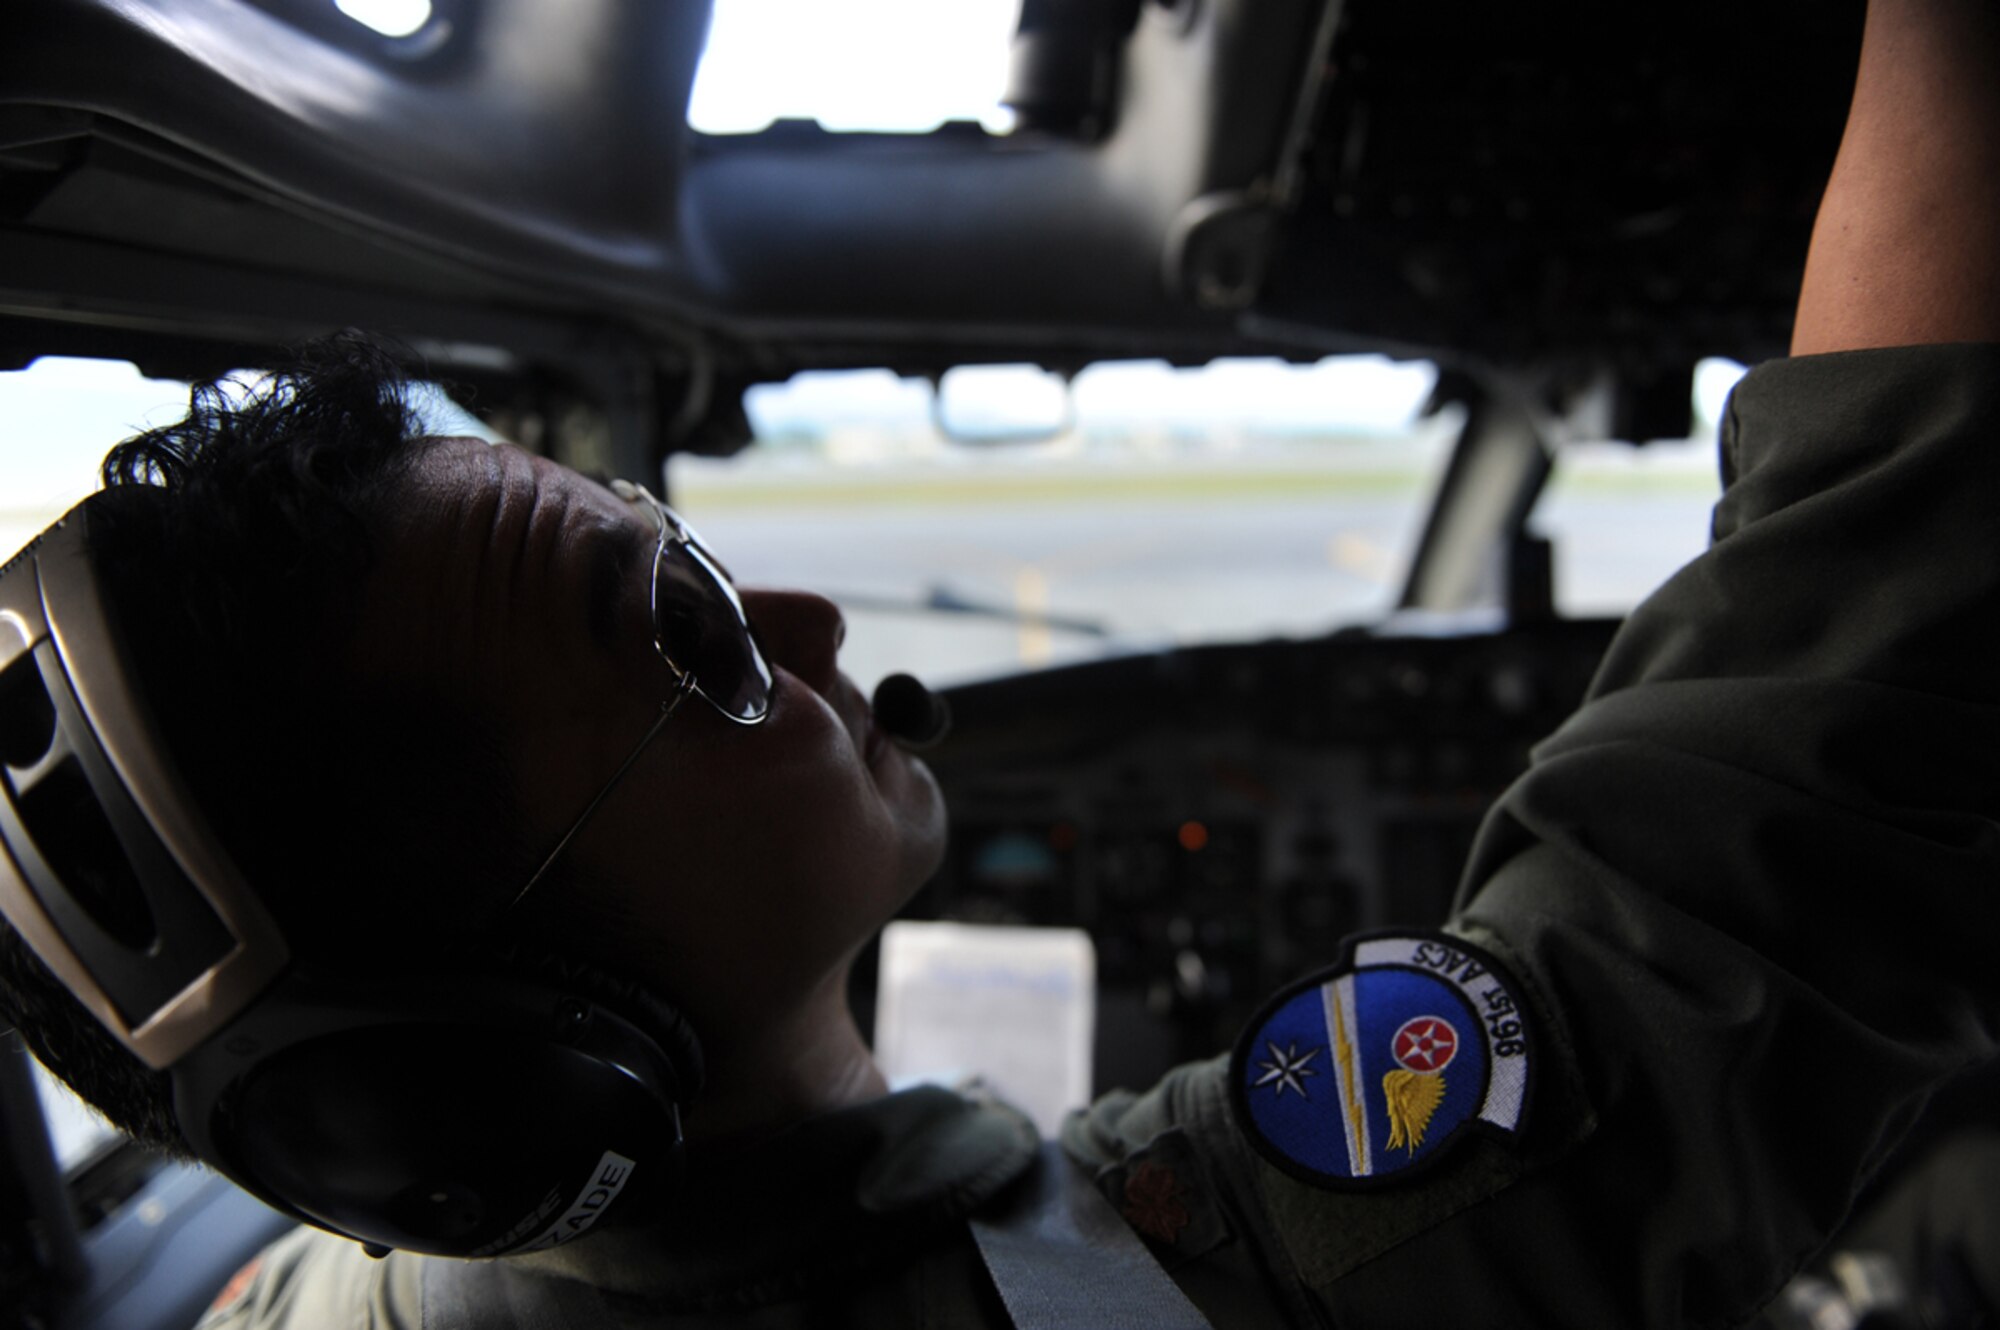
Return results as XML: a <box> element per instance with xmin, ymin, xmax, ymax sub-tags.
<box><xmin>1383</xmin><ymin>1014</ymin><xmax>1457</xmax><ymax>1152</ymax></box>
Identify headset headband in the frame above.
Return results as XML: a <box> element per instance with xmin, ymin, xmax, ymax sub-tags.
<box><xmin>0</xmin><ymin>500</ymin><xmax>697</xmax><ymax>1257</ymax></box>
<box><xmin>0</xmin><ymin>505</ymin><xmax>288</xmax><ymax>1069</ymax></box>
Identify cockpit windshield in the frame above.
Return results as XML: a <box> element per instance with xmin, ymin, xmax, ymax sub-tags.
<box><xmin>668</xmin><ymin>354</ymin><xmax>1737</xmax><ymax>688</ymax></box>
<box><xmin>670</xmin><ymin>356</ymin><xmax>1446</xmax><ymax>688</ymax></box>
<box><xmin>4</xmin><ymin>352</ymin><xmax>1737</xmax><ymax>693</ymax></box>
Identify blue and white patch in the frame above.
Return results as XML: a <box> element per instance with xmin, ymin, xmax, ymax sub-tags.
<box><xmin>1230</xmin><ymin>932</ymin><xmax>1533</xmax><ymax>1190</ymax></box>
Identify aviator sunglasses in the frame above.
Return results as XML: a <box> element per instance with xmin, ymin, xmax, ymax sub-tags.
<box><xmin>508</xmin><ymin>480</ymin><xmax>773</xmax><ymax>911</ymax></box>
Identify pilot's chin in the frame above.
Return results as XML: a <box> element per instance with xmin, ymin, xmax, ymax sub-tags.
<box><xmin>896</xmin><ymin>758</ymin><xmax>950</xmax><ymax>888</ymax></box>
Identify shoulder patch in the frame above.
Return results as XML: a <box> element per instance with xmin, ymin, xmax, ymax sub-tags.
<box><xmin>1229</xmin><ymin>932</ymin><xmax>1532</xmax><ymax>1190</ymax></box>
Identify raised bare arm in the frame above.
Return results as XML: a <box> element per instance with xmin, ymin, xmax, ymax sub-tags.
<box><xmin>1792</xmin><ymin>0</ymin><xmax>2000</xmax><ymax>354</ymax></box>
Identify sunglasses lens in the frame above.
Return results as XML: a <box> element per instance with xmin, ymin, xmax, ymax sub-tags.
<box><xmin>656</xmin><ymin>542</ymin><xmax>773</xmax><ymax>722</ymax></box>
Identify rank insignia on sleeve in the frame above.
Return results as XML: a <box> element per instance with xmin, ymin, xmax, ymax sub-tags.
<box><xmin>1229</xmin><ymin>932</ymin><xmax>1533</xmax><ymax>1190</ymax></box>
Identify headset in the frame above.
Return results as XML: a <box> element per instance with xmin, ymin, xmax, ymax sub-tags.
<box><xmin>0</xmin><ymin>499</ymin><xmax>706</xmax><ymax>1258</ymax></box>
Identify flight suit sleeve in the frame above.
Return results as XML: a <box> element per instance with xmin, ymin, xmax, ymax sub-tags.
<box><xmin>192</xmin><ymin>1225</ymin><xmax>426</xmax><ymax>1330</ymax></box>
<box><xmin>1356</xmin><ymin>342</ymin><xmax>2000</xmax><ymax>1329</ymax></box>
<box><xmin>1070</xmin><ymin>345</ymin><xmax>2000</xmax><ymax>1330</ymax></box>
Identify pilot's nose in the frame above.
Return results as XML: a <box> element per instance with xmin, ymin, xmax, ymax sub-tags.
<box><xmin>740</xmin><ymin>588</ymin><xmax>845</xmax><ymax>697</ymax></box>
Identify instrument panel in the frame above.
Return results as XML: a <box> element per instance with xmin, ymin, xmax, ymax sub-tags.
<box><xmin>890</xmin><ymin>617</ymin><xmax>1620</xmax><ymax>1093</ymax></box>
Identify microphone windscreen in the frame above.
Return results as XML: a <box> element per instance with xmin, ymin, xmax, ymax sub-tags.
<box><xmin>871</xmin><ymin>673</ymin><xmax>952</xmax><ymax>750</ymax></box>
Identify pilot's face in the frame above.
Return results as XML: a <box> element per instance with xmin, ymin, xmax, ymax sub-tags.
<box><xmin>352</xmin><ymin>437</ymin><xmax>946</xmax><ymax>1037</ymax></box>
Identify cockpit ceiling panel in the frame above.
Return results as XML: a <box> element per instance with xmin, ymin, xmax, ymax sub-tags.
<box><xmin>1266</xmin><ymin>0</ymin><xmax>1866</xmax><ymax>371</ymax></box>
<box><xmin>1</xmin><ymin>0</ymin><xmax>1864</xmax><ymax>376</ymax></box>
<box><xmin>2</xmin><ymin>0</ymin><xmax>702</xmax><ymax>298</ymax></box>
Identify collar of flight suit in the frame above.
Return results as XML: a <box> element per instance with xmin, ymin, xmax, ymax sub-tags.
<box><xmin>508</xmin><ymin>1083</ymin><xmax>1039</xmax><ymax>1312</ymax></box>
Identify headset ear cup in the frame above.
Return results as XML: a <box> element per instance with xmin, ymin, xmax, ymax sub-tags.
<box><xmin>226</xmin><ymin>1021</ymin><xmax>665</xmax><ymax>1253</ymax></box>
<box><xmin>180</xmin><ymin>948</ymin><xmax>705</xmax><ymax>1258</ymax></box>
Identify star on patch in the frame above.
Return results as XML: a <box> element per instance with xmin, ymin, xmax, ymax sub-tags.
<box><xmin>1252</xmin><ymin>1040</ymin><xmax>1321</xmax><ymax>1098</ymax></box>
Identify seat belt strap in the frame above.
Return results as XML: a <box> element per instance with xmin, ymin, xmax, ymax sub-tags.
<box><xmin>968</xmin><ymin>1140</ymin><xmax>1215</xmax><ymax>1330</ymax></box>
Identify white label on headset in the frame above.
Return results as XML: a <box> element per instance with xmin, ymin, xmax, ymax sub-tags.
<box><xmin>509</xmin><ymin>1151</ymin><xmax>638</xmax><ymax>1254</ymax></box>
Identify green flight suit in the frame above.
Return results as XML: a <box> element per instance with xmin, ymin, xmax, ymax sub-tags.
<box><xmin>199</xmin><ymin>343</ymin><xmax>2000</xmax><ymax>1328</ymax></box>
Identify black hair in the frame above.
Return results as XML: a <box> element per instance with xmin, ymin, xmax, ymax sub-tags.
<box><xmin>0</xmin><ymin>332</ymin><xmax>537</xmax><ymax>1155</ymax></box>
